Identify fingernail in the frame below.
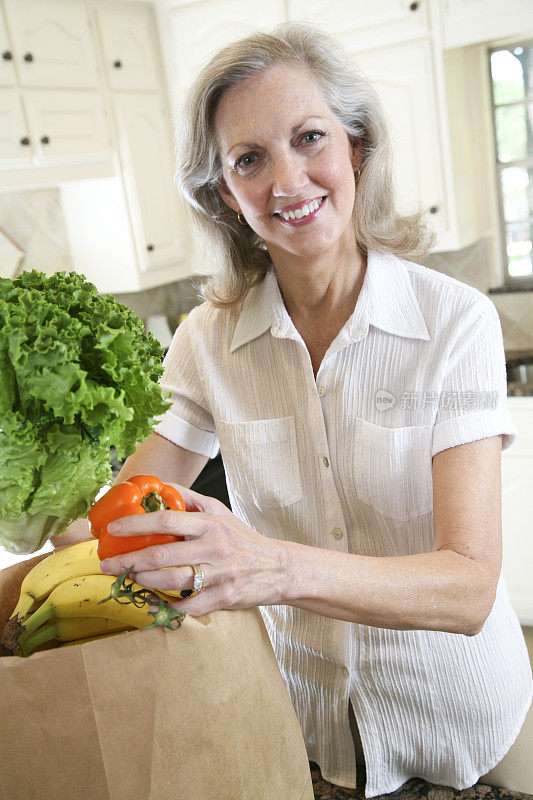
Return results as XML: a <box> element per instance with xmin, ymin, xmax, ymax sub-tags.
<box><xmin>108</xmin><ymin>521</ymin><xmax>121</xmax><ymax>533</ymax></box>
<box><xmin>100</xmin><ymin>560</ymin><xmax>110</xmax><ymax>572</ymax></box>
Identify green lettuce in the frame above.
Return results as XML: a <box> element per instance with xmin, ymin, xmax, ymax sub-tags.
<box><xmin>0</xmin><ymin>269</ymin><xmax>171</xmax><ymax>554</ymax></box>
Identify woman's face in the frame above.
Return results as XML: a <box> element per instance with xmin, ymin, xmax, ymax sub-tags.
<box><xmin>214</xmin><ymin>62</ymin><xmax>360</xmax><ymax>264</ymax></box>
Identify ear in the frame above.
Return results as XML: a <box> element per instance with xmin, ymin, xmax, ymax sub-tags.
<box><xmin>350</xmin><ymin>139</ymin><xmax>362</xmax><ymax>171</ymax></box>
<box><xmin>217</xmin><ymin>175</ymin><xmax>240</xmax><ymax>214</ymax></box>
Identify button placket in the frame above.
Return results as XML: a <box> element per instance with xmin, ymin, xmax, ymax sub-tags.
<box><xmin>296</xmin><ymin>350</ymin><xmax>347</xmax><ymax>551</ymax></box>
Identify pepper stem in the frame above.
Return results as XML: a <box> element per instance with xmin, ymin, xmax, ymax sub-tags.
<box><xmin>142</xmin><ymin>491</ymin><xmax>169</xmax><ymax>513</ymax></box>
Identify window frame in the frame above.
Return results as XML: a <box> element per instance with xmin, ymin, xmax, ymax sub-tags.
<box><xmin>487</xmin><ymin>38</ymin><xmax>533</xmax><ymax>291</ymax></box>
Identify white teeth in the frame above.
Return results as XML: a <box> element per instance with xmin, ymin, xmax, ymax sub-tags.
<box><xmin>279</xmin><ymin>197</ymin><xmax>324</xmax><ymax>221</ymax></box>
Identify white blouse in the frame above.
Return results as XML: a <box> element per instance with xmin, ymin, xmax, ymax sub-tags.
<box><xmin>154</xmin><ymin>250</ymin><xmax>533</xmax><ymax>796</ymax></box>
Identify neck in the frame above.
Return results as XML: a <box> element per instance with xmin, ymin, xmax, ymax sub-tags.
<box><xmin>271</xmin><ymin>243</ymin><xmax>367</xmax><ymax>323</ymax></box>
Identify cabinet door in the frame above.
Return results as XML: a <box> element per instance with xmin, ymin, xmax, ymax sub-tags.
<box><xmin>287</xmin><ymin>0</ymin><xmax>429</xmax><ymax>49</ymax></box>
<box><xmin>112</xmin><ymin>92</ymin><xmax>186</xmax><ymax>274</ymax></box>
<box><xmin>501</xmin><ymin>457</ymin><xmax>533</xmax><ymax>625</ymax></box>
<box><xmin>95</xmin><ymin>3</ymin><xmax>160</xmax><ymax>92</ymax></box>
<box><xmin>162</xmin><ymin>0</ymin><xmax>285</xmax><ymax>104</ymax></box>
<box><xmin>443</xmin><ymin>0</ymin><xmax>533</xmax><ymax>49</ymax></box>
<box><xmin>22</xmin><ymin>88</ymin><xmax>112</xmax><ymax>165</ymax></box>
<box><xmin>3</xmin><ymin>0</ymin><xmax>98</xmax><ymax>88</ymax></box>
<box><xmin>501</xmin><ymin>398</ymin><xmax>533</xmax><ymax>625</ymax></box>
<box><xmin>351</xmin><ymin>39</ymin><xmax>448</xmax><ymax>239</ymax></box>
<box><xmin>0</xmin><ymin>88</ymin><xmax>33</xmax><ymax>164</ymax></box>
<box><xmin>0</xmin><ymin>5</ymin><xmax>16</xmax><ymax>87</ymax></box>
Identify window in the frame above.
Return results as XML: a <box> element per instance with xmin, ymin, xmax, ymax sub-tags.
<box><xmin>489</xmin><ymin>40</ymin><xmax>533</xmax><ymax>288</ymax></box>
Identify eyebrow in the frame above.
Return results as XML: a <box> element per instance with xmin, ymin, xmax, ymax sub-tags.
<box><xmin>227</xmin><ymin>116</ymin><xmax>328</xmax><ymax>155</ymax></box>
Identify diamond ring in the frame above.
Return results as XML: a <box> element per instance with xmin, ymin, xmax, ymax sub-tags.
<box><xmin>192</xmin><ymin>564</ymin><xmax>204</xmax><ymax>592</ymax></box>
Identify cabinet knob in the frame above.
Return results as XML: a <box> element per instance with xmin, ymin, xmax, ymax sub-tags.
<box><xmin>20</xmin><ymin>136</ymin><xmax>30</xmax><ymax>146</ymax></box>
<box><xmin>113</xmin><ymin>60</ymin><xmax>122</xmax><ymax>69</ymax></box>
<box><xmin>40</xmin><ymin>135</ymin><xmax>50</xmax><ymax>145</ymax></box>
<box><xmin>23</xmin><ymin>52</ymin><xmax>34</xmax><ymax>62</ymax></box>
<box><xmin>2</xmin><ymin>50</ymin><xmax>12</xmax><ymax>61</ymax></box>
<box><xmin>429</xmin><ymin>205</ymin><xmax>438</xmax><ymax>214</ymax></box>
<box><xmin>146</xmin><ymin>243</ymin><xmax>155</xmax><ymax>252</ymax></box>
<box><xmin>409</xmin><ymin>1</ymin><xmax>419</xmax><ymax>10</ymax></box>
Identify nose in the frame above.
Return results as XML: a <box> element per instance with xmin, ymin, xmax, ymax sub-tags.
<box><xmin>270</xmin><ymin>150</ymin><xmax>309</xmax><ymax>198</ymax></box>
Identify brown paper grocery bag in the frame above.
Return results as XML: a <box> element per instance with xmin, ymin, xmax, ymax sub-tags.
<box><xmin>0</xmin><ymin>555</ymin><xmax>314</xmax><ymax>800</ymax></box>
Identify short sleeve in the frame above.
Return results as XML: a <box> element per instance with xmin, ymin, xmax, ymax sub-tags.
<box><xmin>431</xmin><ymin>299</ymin><xmax>518</xmax><ymax>458</ymax></box>
<box><xmin>152</xmin><ymin>310</ymin><xmax>219</xmax><ymax>458</ymax></box>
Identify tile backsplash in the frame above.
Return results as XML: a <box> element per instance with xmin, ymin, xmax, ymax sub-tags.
<box><xmin>1</xmin><ymin>187</ymin><xmax>532</xmax><ymax>350</ymax></box>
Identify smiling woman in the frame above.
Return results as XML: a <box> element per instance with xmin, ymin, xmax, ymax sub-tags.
<box><xmin>175</xmin><ymin>23</ymin><xmax>434</xmax><ymax>308</ymax></box>
<box><xmin>79</xmin><ymin>21</ymin><xmax>533</xmax><ymax>799</ymax></box>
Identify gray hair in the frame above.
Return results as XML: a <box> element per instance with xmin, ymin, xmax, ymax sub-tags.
<box><xmin>175</xmin><ymin>21</ymin><xmax>435</xmax><ymax>307</ymax></box>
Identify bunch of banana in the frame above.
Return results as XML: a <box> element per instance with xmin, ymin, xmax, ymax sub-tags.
<box><xmin>1</xmin><ymin>539</ymin><xmax>184</xmax><ymax>658</ymax></box>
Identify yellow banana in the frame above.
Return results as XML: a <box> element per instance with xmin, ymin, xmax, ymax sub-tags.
<box><xmin>21</xmin><ymin>573</ymin><xmax>172</xmax><ymax>635</ymax></box>
<box><xmin>18</xmin><ymin>616</ymin><xmax>133</xmax><ymax>657</ymax></box>
<box><xmin>9</xmin><ymin>539</ymin><xmax>101</xmax><ymax>622</ymax></box>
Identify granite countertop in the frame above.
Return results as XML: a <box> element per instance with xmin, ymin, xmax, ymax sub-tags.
<box><xmin>310</xmin><ymin>762</ymin><xmax>531</xmax><ymax>800</ymax></box>
<box><xmin>507</xmin><ymin>382</ymin><xmax>533</xmax><ymax>397</ymax></box>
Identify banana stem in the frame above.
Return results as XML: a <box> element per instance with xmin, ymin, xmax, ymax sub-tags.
<box><xmin>20</xmin><ymin>623</ymin><xmax>57</xmax><ymax>657</ymax></box>
<box><xmin>21</xmin><ymin>601</ymin><xmax>55</xmax><ymax>634</ymax></box>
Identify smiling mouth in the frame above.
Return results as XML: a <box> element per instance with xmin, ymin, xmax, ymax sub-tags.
<box><xmin>274</xmin><ymin>196</ymin><xmax>327</xmax><ymax>222</ymax></box>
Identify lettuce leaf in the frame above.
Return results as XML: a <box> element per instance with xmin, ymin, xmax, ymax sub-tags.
<box><xmin>0</xmin><ymin>270</ymin><xmax>171</xmax><ymax>554</ymax></box>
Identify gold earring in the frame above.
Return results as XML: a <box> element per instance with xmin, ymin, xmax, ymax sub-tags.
<box><xmin>354</xmin><ymin>166</ymin><xmax>360</xmax><ymax>183</ymax></box>
<box><xmin>237</xmin><ymin>210</ymin><xmax>247</xmax><ymax>226</ymax></box>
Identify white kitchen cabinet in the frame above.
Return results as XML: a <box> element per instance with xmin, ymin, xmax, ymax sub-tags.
<box><xmin>0</xmin><ymin>88</ymin><xmax>33</xmax><ymax>165</ymax></box>
<box><xmin>94</xmin><ymin>2</ymin><xmax>161</xmax><ymax>92</ymax></box>
<box><xmin>22</xmin><ymin>88</ymin><xmax>112</xmax><ymax>165</ymax></box>
<box><xmin>156</xmin><ymin>0</ymin><xmax>286</xmax><ymax>119</ymax></box>
<box><xmin>349</xmin><ymin>39</ymin><xmax>448</xmax><ymax>240</ymax></box>
<box><xmin>111</xmin><ymin>91</ymin><xmax>187</xmax><ymax>277</ymax></box>
<box><xmin>2</xmin><ymin>0</ymin><xmax>99</xmax><ymax>89</ymax></box>
<box><xmin>442</xmin><ymin>0</ymin><xmax>533</xmax><ymax>49</ymax></box>
<box><xmin>287</xmin><ymin>0</ymin><xmax>430</xmax><ymax>49</ymax></box>
<box><xmin>0</xmin><ymin>5</ymin><xmax>15</xmax><ymax>87</ymax></box>
<box><xmin>502</xmin><ymin>397</ymin><xmax>533</xmax><ymax>626</ymax></box>
<box><xmin>0</xmin><ymin>0</ymin><xmax>192</xmax><ymax>291</ymax></box>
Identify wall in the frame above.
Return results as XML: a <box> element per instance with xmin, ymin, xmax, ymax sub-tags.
<box><xmin>421</xmin><ymin>237</ymin><xmax>533</xmax><ymax>352</ymax></box>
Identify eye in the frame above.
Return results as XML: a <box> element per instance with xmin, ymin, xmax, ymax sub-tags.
<box><xmin>300</xmin><ymin>130</ymin><xmax>325</xmax><ymax>145</ymax></box>
<box><xmin>234</xmin><ymin>152</ymin><xmax>257</xmax><ymax>171</ymax></box>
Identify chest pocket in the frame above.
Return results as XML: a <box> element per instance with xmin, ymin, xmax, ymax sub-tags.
<box><xmin>217</xmin><ymin>417</ymin><xmax>303</xmax><ymax>509</ymax></box>
<box><xmin>353</xmin><ymin>418</ymin><xmax>433</xmax><ymax>520</ymax></box>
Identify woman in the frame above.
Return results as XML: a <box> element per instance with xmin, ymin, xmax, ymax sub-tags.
<box><xmin>62</xmin><ymin>22</ymin><xmax>532</xmax><ymax>796</ymax></box>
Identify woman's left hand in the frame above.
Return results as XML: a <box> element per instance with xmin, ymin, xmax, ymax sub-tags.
<box><xmin>98</xmin><ymin>484</ymin><xmax>291</xmax><ymax>616</ymax></box>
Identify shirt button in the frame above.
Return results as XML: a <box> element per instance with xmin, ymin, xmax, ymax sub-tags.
<box><xmin>332</xmin><ymin>527</ymin><xmax>344</xmax><ymax>539</ymax></box>
<box><xmin>323</xmin><ymin>456</ymin><xmax>330</xmax><ymax>467</ymax></box>
<box><xmin>318</xmin><ymin>386</ymin><xmax>326</xmax><ymax>397</ymax></box>
<box><xmin>342</xmin><ymin>666</ymin><xmax>349</xmax><ymax>677</ymax></box>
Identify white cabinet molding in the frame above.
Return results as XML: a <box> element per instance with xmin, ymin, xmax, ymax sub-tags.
<box><xmin>443</xmin><ymin>0</ymin><xmax>533</xmax><ymax>49</ymax></box>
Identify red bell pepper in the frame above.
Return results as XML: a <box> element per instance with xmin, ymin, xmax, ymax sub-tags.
<box><xmin>88</xmin><ymin>474</ymin><xmax>186</xmax><ymax>561</ymax></box>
